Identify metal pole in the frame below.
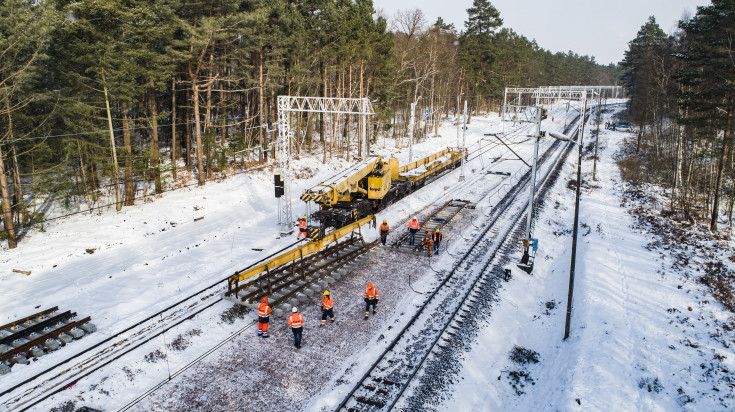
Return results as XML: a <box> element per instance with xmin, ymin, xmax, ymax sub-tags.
<box><xmin>524</xmin><ymin>107</ymin><xmax>542</xmax><ymax>248</ymax></box>
<box><xmin>593</xmin><ymin>91</ymin><xmax>602</xmax><ymax>180</ymax></box>
<box><xmin>409</xmin><ymin>102</ymin><xmax>415</xmax><ymax>162</ymax></box>
<box><xmin>456</xmin><ymin>94</ymin><xmax>461</xmax><ymax>148</ymax></box>
<box><xmin>277</xmin><ymin>96</ymin><xmax>293</xmax><ymax>236</ymax></box>
<box><xmin>459</xmin><ymin>100</ymin><xmax>467</xmax><ymax>181</ymax></box>
<box><xmin>502</xmin><ymin>88</ymin><xmax>508</xmax><ymax>133</ymax></box>
<box><xmin>564</xmin><ymin>96</ymin><xmax>587</xmax><ymax>340</ymax></box>
<box><xmin>362</xmin><ymin>98</ymin><xmax>367</xmax><ymax>159</ymax></box>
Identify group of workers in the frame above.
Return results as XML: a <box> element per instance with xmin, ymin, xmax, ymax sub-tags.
<box><xmin>301</xmin><ymin>216</ymin><xmax>442</xmax><ymax>256</ymax></box>
<box><xmin>406</xmin><ymin>218</ymin><xmax>442</xmax><ymax>255</ymax></box>
<box><xmin>256</xmin><ymin>283</ymin><xmax>380</xmax><ymax>349</ymax></box>
<box><xmin>276</xmin><ymin>215</ymin><xmax>439</xmax><ymax>348</ymax></box>
<box><xmin>380</xmin><ymin>218</ymin><xmax>443</xmax><ymax>255</ymax></box>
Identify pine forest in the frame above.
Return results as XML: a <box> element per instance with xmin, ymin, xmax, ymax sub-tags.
<box><xmin>3</xmin><ymin>0</ymin><xmax>617</xmax><ymax>248</ymax></box>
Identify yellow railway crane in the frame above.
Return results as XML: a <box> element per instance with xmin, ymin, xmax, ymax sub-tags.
<box><xmin>301</xmin><ymin>148</ymin><xmax>465</xmax><ymax>231</ymax></box>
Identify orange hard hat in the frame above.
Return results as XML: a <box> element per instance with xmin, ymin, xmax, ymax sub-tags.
<box><xmin>367</xmin><ymin>283</ymin><xmax>373</xmax><ymax>289</ymax></box>
<box><xmin>262</xmin><ymin>297</ymin><xmax>268</xmax><ymax>303</ymax></box>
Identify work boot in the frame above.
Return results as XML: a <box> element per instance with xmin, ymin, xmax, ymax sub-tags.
<box><xmin>373</xmin><ymin>308</ymin><xmax>377</xmax><ymax>314</ymax></box>
<box><xmin>331</xmin><ymin>317</ymin><xmax>335</xmax><ymax>322</ymax></box>
<box><xmin>364</xmin><ymin>312</ymin><xmax>369</xmax><ymax>319</ymax></box>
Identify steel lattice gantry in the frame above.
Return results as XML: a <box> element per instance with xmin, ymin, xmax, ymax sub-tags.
<box><xmin>276</xmin><ymin>96</ymin><xmax>375</xmax><ymax>235</ymax></box>
<box><xmin>503</xmin><ymin>85</ymin><xmax>624</xmax><ymax>107</ymax></box>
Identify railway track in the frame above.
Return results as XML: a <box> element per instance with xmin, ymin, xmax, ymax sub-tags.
<box><xmin>333</xmin><ymin>111</ymin><xmax>589</xmax><ymax>411</ymax></box>
<box><xmin>0</xmin><ymin>308</ymin><xmax>95</xmax><ymax>373</ymax></box>
<box><xmin>0</xmin><ymin>112</ymin><xmax>571</xmax><ymax>411</ymax></box>
<box><xmin>0</xmin><ymin>241</ymin><xmax>304</xmax><ymax>412</ymax></box>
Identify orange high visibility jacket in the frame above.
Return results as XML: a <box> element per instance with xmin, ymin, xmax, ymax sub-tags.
<box><xmin>433</xmin><ymin>231</ymin><xmax>442</xmax><ymax>242</ymax></box>
<box><xmin>423</xmin><ymin>232</ymin><xmax>433</xmax><ymax>243</ymax></box>
<box><xmin>258</xmin><ymin>302</ymin><xmax>272</xmax><ymax>317</ymax></box>
<box><xmin>299</xmin><ymin>219</ymin><xmax>307</xmax><ymax>230</ymax></box>
<box><xmin>322</xmin><ymin>296</ymin><xmax>333</xmax><ymax>310</ymax></box>
<box><xmin>288</xmin><ymin>313</ymin><xmax>304</xmax><ymax>328</ymax></box>
<box><xmin>364</xmin><ymin>285</ymin><xmax>379</xmax><ymax>300</ymax></box>
<box><xmin>408</xmin><ymin>219</ymin><xmax>420</xmax><ymax>230</ymax></box>
<box><xmin>379</xmin><ymin>223</ymin><xmax>390</xmax><ymax>233</ymax></box>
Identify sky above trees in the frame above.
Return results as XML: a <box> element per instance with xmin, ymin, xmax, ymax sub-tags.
<box><xmin>373</xmin><ymin>0</ymin><xmax>710</xmax><ymax>65</ymax></box>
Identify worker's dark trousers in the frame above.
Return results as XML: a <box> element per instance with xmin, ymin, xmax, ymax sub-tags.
<box><xmin>322</xmin><ymin>308</ymin><xmax>334</xmax><ymax>322</ymax></box>
<box><xmin>365</xmin><ymin>298</ymin><xmax>378</xmax><ymax>313</ymax></box>
<box><xmin>292</xmin><ymin>327</ymin><xmax>303</xmax><ymax>348</ymax></box>
<box><xmin>380</xmin><ymin>231</ymin><xmax>388</xmax><ymax>245</ymax></box>
<box><xmin>434</xmin><ymin>240</ymin><xmax>440</xmax><ymax>254</ymax></box>
<box><xmin>409</xmin><ymin>229</ymin><xmax>418</xmax><ymax>245</ymax></box>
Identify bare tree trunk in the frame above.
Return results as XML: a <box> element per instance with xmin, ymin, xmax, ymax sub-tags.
<box><xmin>76</xmin><ymin>140</ymin><xmax>93</xmax><ymax>211</ymax></box>
<box><xmin>185</xmin><ymin>88</ymin><xmax>191</xmax><ymax>172</ymax></box>
<box><xmin>205</xmin><ymin>54</ymin><xmax>214</xmax><ymax>178</ymax></box>
<box><xmin>191</xmin><ymin>82</ymin><xmax>205</xmax><ymax>185</ymax></box>
<box><xmin>0</xmin><ymin>143</ymin><xmax>16</xmax><ymax>248</ymax></box>
<box><xmin>0</xmin><ymin>102</ymin><xmax>17</xmax><ymax>247</ymax></box>
<box><xmin>188</xmin><ymin>53</ymin><xmax>217</xmax><ymax>185</ymax></box>
<box><xmin>710</xmin><ymin>105</ymin><xmax>732</xmax><ymax>231</ymax></box>
<box><xmin>359</xmin><ymin>60</ymin><xmax>364</xmax><ymax>157</ymax></box>
<box><xmin>172</xmin><ymin>77</ymin><xmax>178</xmax><ymax>181</ymax></box>
<box><xmin>347</xmin><ymin>62</ymin><xmax>352</xmax><ymax>161</ymax></box>
<box><xmin>121</xmin><ymin>101</ymin><xmax>135</xmax><ymax>205</ymax></box>
<box><xmin>323</xmin><ymin>64</ymin><xmax>327</xmax><ymax>164</ymax></box>
<box><xmin>259</xmin><ymin>46</ymin><xmax>265</xmax><ymax>163</ymax></box>
<box><xmin>147</xmin><ymin>81</ymin><xmax>162</xmax><ymax>193</ymax></box>
<box><xmin>102</xmin><ymin>76</ymin><xmax>122</xmax><ymax>211</ymax></box>
<box><xmin>673</xmin><ymin>106</ymin><xmax>686</xmax><ymax>204</ymax></box>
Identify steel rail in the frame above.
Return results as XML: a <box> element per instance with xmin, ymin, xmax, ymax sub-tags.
<box><xmin>0</xmin><ymin>240</ymin><xmax>303</xmax><ymax>407</ymax></box>
<box><xmin>334</xmin><ymin>109</ymin><xmax>590</xmax><ymax>411</ymax></box>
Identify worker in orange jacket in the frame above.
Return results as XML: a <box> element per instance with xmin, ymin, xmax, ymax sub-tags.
<box><xmin>257</xmin><ymin>297</ymin><xmax>273</xmax><ymax>338</ymax></box>
<box><xmin>364</xmin><ymin>283</ymin><xmax>379</xmax><ymax>319</ymax></box>
<box><xmin>421</xmin><ymin>229</ymin><xmax>433</xmax><ymax>255</ymax></box>
<box><xmin>433</xmin><ymin>228</ymin><xmax>443</xmax><ymax>255</ymax></box>
<box><xmin>298</xmin><ymin>216</ymin><xmax>308</xmax><ymax>239</ymax></box>
<box><xmin>379</xmin><ymin>220</ymin><xmax>390</xmax><ymax>245</ymax></box>
<box><xmin>321</xmin><ymin>291</ymin><xmax>335</xmax><ymax>325</ymax></box>
<box><xmin>407</xmin><ymin>218</ymin><xmax>420</xmax><ymax>245</ymax></box>
<box><xmin>288</xmin><ymin>307</ymin><xmax>305</xmax><ymax>349</ymax></box>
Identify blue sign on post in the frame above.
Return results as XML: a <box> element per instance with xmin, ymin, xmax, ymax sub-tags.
<box><xmin>532</xmin><ymin>238</ymin><xmax>538</xmax><ymax>252</ymax></box>
<box><xmin>424</xmin><ymin>109</ymin><xmax>430</xmax><ymax>116</ymax></box>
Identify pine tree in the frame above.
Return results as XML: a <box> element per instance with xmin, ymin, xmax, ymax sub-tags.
<box><xmin>678</xmin><ymin>0</ymin><xmax>735</xmax><ymax>231</ymax></box>
<box><xmin>620</xmin><ymin>16</ymin><xmax>667</xmax><ymax>151</ymax></box>
<box><xmin>460</xmin><ymin>0</ymin><xmax>503</xmax><ymax>107</ymax></box>
<box><xmin>0</xmin><ymin>0</ymin><xmax>54</xmax><ymax>248</ymax></box>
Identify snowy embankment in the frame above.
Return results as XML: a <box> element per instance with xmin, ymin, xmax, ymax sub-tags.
<box><xmin>6</xmin><ymin>101</ymin><xmax>730</xmax><ymax>411</ymax></box>
<box><xmin>440</xmin><ymin>108</ymin><xmax>735</xmax><ymax>411</ymax></box>
<box><xmin>1</xmin><ymin>107</ymin><xmax>530</xmax><ymax>410</ymax></box>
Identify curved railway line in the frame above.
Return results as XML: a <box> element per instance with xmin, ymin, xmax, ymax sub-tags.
<box><xmin>0</xmin><ymin>109</ymin><xmax>587</xmax><ymax>412</ymax></box>
<box><xmin>333</xmin><ymin>113</ymin><xmax>589</xmax><ymax>411</ymax></box>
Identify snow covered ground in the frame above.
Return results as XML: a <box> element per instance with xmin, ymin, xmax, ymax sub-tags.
<box><xmin>2</xmin><ymin>101</ymin><xmax>733</xmax><ymax>411</ymax></box>
<box><xmin>438</xmin><ymin>108</ymin><xmax>735</xmax><ymax>411</ymax></box>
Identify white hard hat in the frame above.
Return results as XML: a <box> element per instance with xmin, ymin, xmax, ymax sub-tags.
<box><xmin>292</xmin><ymin>307</ymin><xmax>298</xmax><ymax>313</ymax></box>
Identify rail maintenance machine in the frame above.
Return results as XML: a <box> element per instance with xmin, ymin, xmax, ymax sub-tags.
<box><xmin>300</xmin><ymin>147</ymin><xmax>466</xmax><ymax>237</ymax></box>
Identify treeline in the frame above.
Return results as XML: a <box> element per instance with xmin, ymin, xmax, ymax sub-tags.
<box><xmin>0</xmin><ymin>0</ymin><xmax>617</xmax><ymax>248</ymax></box>
<box><xmin>619</xmin><ymin>0</ymin><xmax>734</xmax><ymax>231</ymax></box>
